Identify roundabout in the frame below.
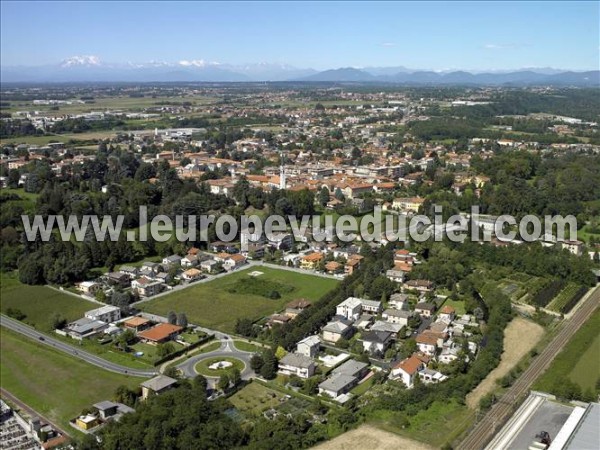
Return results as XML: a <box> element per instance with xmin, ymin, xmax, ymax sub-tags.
<box><xmin>194</xmin><ymin>356</ymin><xmax>246</xmax><ymax>377</ymax></box>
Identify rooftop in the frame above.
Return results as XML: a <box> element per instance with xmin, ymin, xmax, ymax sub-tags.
<box><xmin>141</xmin><ymin>375</ymin><xmax>178</xmax><ymax>392</ymax></box>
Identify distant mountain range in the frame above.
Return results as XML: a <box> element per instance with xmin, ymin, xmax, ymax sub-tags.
<box><xmin>1</xmin><ymin>56</ymin><xmax>598</xmax><ymax>86</ymax></box>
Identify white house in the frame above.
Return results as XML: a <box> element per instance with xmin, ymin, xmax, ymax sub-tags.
<box><xmin>359</xmin><ymin>330</ymin><xmax>394</xmax><ymax>355</ymax></box>
<box><xmin>85</xmin><ymin>305</ymin><xmax>121</xmax><ymax>323</ymax></box>
<box><xmin>296</xmin><ymin>335</ymin><xmax>321</xmax><ymax>358</ymax></box>
<box><xmin>336</xmin><ymin>297</ymin><xmax>363</xmax><ymax>321</ymax></box>
<box><xmin>360</xmin><ymin>299</ymin><xmax>382</xmax><ymax>314</ymax></box>
<box><xmin>382</xmin><ymin>309</ymin><xmax>412</xmax><ymax>326</ymax></box>
<box><xmin>278</xmin><ymin>353</ymin><xmax>316</xmax><ymax>379</ymax></box>
<box><xmin>391</xmin><ymin>354</ymin><xmax>425</xmax><ymax>388</ymax></box>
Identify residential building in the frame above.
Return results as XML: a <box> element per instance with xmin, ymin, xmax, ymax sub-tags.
<box><xmin>386</xmin><ymin>269</ymin><xmax>405</xmax><ymax>283</ymax></box>
<box><xmin>278</xmin><ymin>353</ymin><xmax>316</xmax><ymax>378</ymax></box>
<box><xmin>332</xmin><ymin>359</ymin><xmax>369</xmax><ymax>379</ymax></box>
<box><xmin>336</xmin><ymin>297</ymin><xmax>363</xmax><ymax>321</ymax></box>
<box><xmin>382</xmin><ymin>308</ymin><xmax>412</xmax><ymax>326</ymax></box>
<box><xmin>140</xmin><ymin>375</ymin><xmax>178</xmax><ymax>400</ymax></box>
<box><xmin>77</xmin><ymin>281</ymin><xmax>101</xmax><ymax>296</ymax></box>
<box><xmin>405</xmin><ymin>279</ymin><xmax>434</xmax><ymax>293</ymax></box>
<box><xmin>318</xmin><ymin>373</ymin><xmax>358</xmax><ymax>398</ymax></box>
<box><xmin>360</xmin><ymin>299</ymin><xmax>382</xmax><ymax>314</ymax></box>
<box><xmin>392</xmin><ymin>197</ymin><xmax>425</xmax><ymax>213</ymax></box>
<box><xmin>162</xmin><ymin>255</ymin><xmax>182</xmax><ymax>266</ymax></box>
<box><xmin>322</xmin><ymin>321</ymin><xmax>353</xmax><ymax>343</ymax></box>
<box><xmin>132</xmin><ymin>277</ymin><xmax>163</xmax><ymax>297</ymax></box>
<box><xmin>300</xmin><ymin>252</ymin><xmax>324</xmax><ymax>270</ymax></box>
<box><xmin>285</xmin><ymin>298</ymin><xmax>312</xmax><ymax>319</ymax></box>
<box><xmin>65</xmin><ymin>318</ymin><xmax>108</xmax><ymax>340</ymax></box>
<box><xmin>359</xmin><ymin>330</ymin><xmax>394</xmax><ymax>355</ymax></box>
<box><xmin>137</xmin><ymin>323</ymin><xmax>183</xmax><ymax>344</ymax></box>
<box><xmin>391</xmin><ymin>354</ymin><xmax>425</xmax><ymax>388</ymax></box>
<box><xmin>181</xmin><ymin>268</ymin><xmax>203</xmax><ymax>281</ymax></box>
<box><xmin>561</xmin><ymin>240</ymin><xmax>584</xmax><ymax>256</ymax></box>
<box><xmin>122</xmin><ymin>316</ymin><xmax>151</xmax><ymax>332</ymax></box>
<box><xmin>181</xmin><ymin>254</ymin><xmax>200</xmax><ymax>267</ymax></box>
<box><xmin>389</xmin><ymin>293</ymin><xmax>409</xmax><ymax>310</ymax></box>
<box><xmin>415</xmin><ymin>302</ymin><xmax>436</xmax><ymax>318</ymax></box>
<box><xmin>438</xmin><ymin>305</ymin><xmax>456</xmax><ymax>323</ymax></box>
<box><xmin>85</xmin><ymin>305</ymin><xmax>121</xmax><ymax>323</ymax></box>
<box><xmin>296</xmin><ymin>335</ymin><xmax>321</xmax><ymax>358</ymax></box>
<box><xmin>224</xmin><ymin>254</ymin><xmax>246</xmax><ymax>271</ymax></box>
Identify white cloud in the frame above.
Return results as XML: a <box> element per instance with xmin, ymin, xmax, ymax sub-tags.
<box><xmin>381</xmin><ymin>42</ymin><xmax>396</xmax><ymax>47</ymax></box>
<box><xmin>484</xmin><ymin>43</ymin><xmax>529</xmax><ymax>50</ymax></box>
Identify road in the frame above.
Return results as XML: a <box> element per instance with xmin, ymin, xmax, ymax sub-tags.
<box><xmin>0</xmin><ymin>315</ymin><xmax>157</xmax><ymax>378</ymax></box>
<box><xmin>1</xmin><ymin>387</ymin><xmax>71</xmax><ymax>438</ymax></box>
<box><xmin>457</xmin><ymin>285</ymin><xmax>600</xmax><ymax>450</ymax></box>
<box><xmin>176</xmin><ymin>338</ymin><xmax>256</xmax><ymax>380</ymax></box>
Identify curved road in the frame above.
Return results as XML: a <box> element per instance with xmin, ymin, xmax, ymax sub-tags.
<box><xmin>458</xmin><ymin>285</ymin><xmax>600</xmax><ymax>450</ymax></box>
<box><xmin>0</xmin><ymin>315</ymin><xmax>157</xmax><ymax>378</ymax></box>
<box><xmin>176</xmin><ymin>338</ymin><xmax>257</xmax><ymax>383</ymax></box>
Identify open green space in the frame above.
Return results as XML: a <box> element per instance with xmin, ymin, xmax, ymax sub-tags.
<box><xmin>140</xmin><ymin>267</ymin><xmax>338</xmax><ymax>333</ymax></box>
<box><xmin>368</xmin><ymin>400</ymin><xmax>474</xmax><ymax>448</ymax></box>
<box><xmin>440</xmin><ymin>298</ymin><xmax>467</xmax><ymax>315</ymax></box>
<box><xmin>228</xmin><ymin>382</ymin><xmax>283</xmax><ymax>416</ymax></box>
<box><xmin>0</xmin><ymin>328</ymin><xmax>143</xmax><ymax>431</ymax></box>
<box><xmin>233</xmin><ymin>340</ymin><xmax>266</xmax><ymax>353</ymax></box>
<box><xmin>194</xmin><ymin>357</ymin><xmax>245</xmax><ymax>377</ymax></box>
<box><xmin>534</xmin><ymin>308</ymin><xmax>600</xmax><ymax>393</ymax></box>
<box><xmin>0</xmin><ymin>275</ymin><xmax>96</xmax><ymax>332</ymax></box>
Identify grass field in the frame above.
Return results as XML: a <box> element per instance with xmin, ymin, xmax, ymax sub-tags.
<box><xmin>368</xmin><ymin>400</ymin><xmax>474</xmax><ymax>448</ymax></box>
<box><xmin>535</xmin><ymin>308</ymin><xmax>600</xmax><ymax>393</ymax></box>
<box><xmin>0</xmin><ymin>276</ymin><xmax>96</xmax><ymax>332</ymax></box>
<box><xmin>228</xmin><ymin>382</ymin><xmax>282</xmax><ymax>416</ymax></box>
<box><xmin>440</xmin><ymin>298</ymin><xmax>466</xmax><ymax>315</ymax></box>
<box><xmin>141</xmin><ymin>267</ymin><xmax>338</xmax><ymax>333</ymax></box>
<box><xmin>0</xmin><ymin>328</ymin><xmax>142</xmax><ymax>431</ymax></box>
<box><xmin>194</xmin><ymin>357</ymin><xmax>245</xmax><ymax>377</ymax></box>
<box><xmin>233</xmin><ymin>340</ymin><xmax>266</xmax><ymax>353</ymax></box>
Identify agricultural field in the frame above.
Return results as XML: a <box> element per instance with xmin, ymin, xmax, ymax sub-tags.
<box><xmin>547</xmin><ymin>282</ymin><xmax>589</xmax><ymax>313</ymax></box>
<box><xmin>228</xmin><ymin>382</ymin><xmax>283</xmax><ymax>416</ymax></box>
<box><xmin>367</xmin><ymin>400</ymin><xmax>474</xmax><ymax>449</ymax></box>
<box><xmin>0</xmin><ymin>275</ymin><xmax>96</xmax><ymax>332</ymax></box>
<box><xmin>535</xmin><ymin>308</ymin><xmax>600</xmax><ymax>393</ymax></box>
<box><xmin>0</xmin><ymin>328</ymin><xmax>142</xmax><ymax>431</ymax></box>
<box><xmin>140</xmin><ymin>267</ymin><xmax>338</xmax><ymax>333</ymax></box>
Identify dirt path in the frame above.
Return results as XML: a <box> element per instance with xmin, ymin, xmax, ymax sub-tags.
<box><xmin>313</xmin><ymin>425</ymin><xmax>435</xmax><ymax>450</ymax></box>
<box><xmin>466</xmin><ymin>316</ymin><xmax>544</xmax><ymax>409</ymax></box>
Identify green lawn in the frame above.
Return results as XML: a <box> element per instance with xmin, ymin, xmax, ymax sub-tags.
<box><xmin>440</xmin><ymin>298</ymin><xmax>466</xmax><ymax>315</ymax></box>
<box><xmin>141</xmin><ymin>267</ymin><xmax>338</xmax><ymax>333</ymax></box>
<box><xmin>0</xmin><ymin>276</ymin><xmax>96</xmax><ymax>332</ymax></box>
<box><xmin>534</xmin><ymin>308</ymin><xmax>600</xmax><ymax>393</ymax></box>
<box><xmin>233</xmin><ymin>340</ymin><xmax>267</xmax><ymax>353</ymax></box>
<box><xmin>228</xmin><ymin>382</ymin><xmax>285</xmax><ymax>416</ymax></box>
<box><xmin>0</xmin><ymin>328</ymin><xmax>143</xmax><ymax>431</ymax></box>
<box><xmin>369</xmin><ymin>400</ymin><xmax>474</xmax><ymax>448</ymax></box>
<box><xmin>194</xmin><ymin>357</ymin><xmax>245</xmax><ymax>377</ymax></box>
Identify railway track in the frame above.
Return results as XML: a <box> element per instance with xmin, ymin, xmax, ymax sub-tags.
<box><xmin>457</xmin><ymin>285</ymin><xmax>600</xmax><ymax>450</ymax></box>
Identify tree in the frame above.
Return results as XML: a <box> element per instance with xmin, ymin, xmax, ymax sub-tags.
<box><xmin>177</xmin><ymin>312</ymin><xmax>188</xmax><ymax>329</ymax></box>
<box><xmin>235</xmin><ymin>318</ymin><xmax>255</xmax><ymax>337</ymax></box>
<box><xmin>275</xmin><ymin>346</ymin><xmax>287</xmax><ymax>360</ymax></box>
<box><xmin>51</xmin><ymin>313</ymin><xmax>67</xmax><ymax>330</ymax></box>
<box><xmin>229</xmin><ymin>368</ymin><xmax>241</xmax><ymax>386</ymax></box>
<box><xmin>259</xmin><ymin>349</ymin><xmax>278</xmax><ymax>380</ymax></box>
<box><xmin>217</xmin><ymin>373</ymin><xmax>230</xmax><ymax>391</ymax></box>
<box><xmin>318</xmin><ymin>187</ymin><xmax>330</xmax><ymax>206</ymax></box>
<box><xmin>167</xmin><ymin>311</ymin><xmax>177</xmax><ymax>325</ymax></box>
<box><xmin>156</xmin><ymin>342</ymin><xmax>175</xmax><ymax>358</ymax></box>
<box><xmin>250</xmin><ymin>353</ymin><xmax>264</xmax><ymax>372</ymax></box>
<box><xmin>163</xmin><ymin>366</ymin><xmax>179</xmax><ymax>379</ymax></box>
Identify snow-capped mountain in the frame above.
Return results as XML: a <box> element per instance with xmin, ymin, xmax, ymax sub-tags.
<box><xmin>1</xmin><ymin>56</ymin><xmax>597</xmax><ymax>85</ymax></box>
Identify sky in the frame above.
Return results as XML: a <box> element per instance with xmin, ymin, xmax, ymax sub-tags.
<box><xmin>1</xmin><ymin>1</ymin><xmax>598</xmax><ymax>71</ymax></box>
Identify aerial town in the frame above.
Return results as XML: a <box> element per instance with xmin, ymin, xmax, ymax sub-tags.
<box><xmin>1</xmin><ymin>2</ymin><xmax>599</xmax><ymax>450</ymax></box>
